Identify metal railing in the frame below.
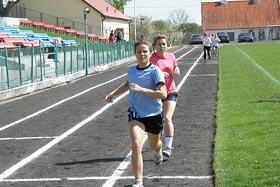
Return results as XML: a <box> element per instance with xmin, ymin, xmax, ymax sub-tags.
<box><xmin>0</xmin><ymin>41</ymin><xmax>134</xmax><ymax>91</ymax></box>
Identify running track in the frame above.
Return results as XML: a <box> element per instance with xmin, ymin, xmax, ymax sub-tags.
<box><xmin>0</xmin><ymin>45</ymin><xmax>217</xmax><ymax>187</ymax></box>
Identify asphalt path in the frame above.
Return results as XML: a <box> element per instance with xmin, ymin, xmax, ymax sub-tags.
<box><xmin>0</xmin><ymin>45</ymin><xmax>218</xmax><ymax>187</ymax></box>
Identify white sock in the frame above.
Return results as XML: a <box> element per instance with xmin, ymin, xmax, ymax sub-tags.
<box><xmin>165</xmin><ymin>137</ymin><xmax>173</xmax><ymax>148</ymax></box>
<box><xmin>135</xmin><ymin>179</ymin><xmax>143</xmax><ymax>184</ymax></box>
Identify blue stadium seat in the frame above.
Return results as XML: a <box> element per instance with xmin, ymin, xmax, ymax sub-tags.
<box><xmin>61</xmin><ymin>40</ymin><xmax>79</xmax><ymax>46</ymax></box>
<box><xmin>33</xmin><ymin>33</ymin><xmax>49</xmax><ymax>38</ymax></box>
<box><xmin>7</xmin><ymin>33</ymin><xmax>28</xmax><ymax>38</ymax></box>
<box><xmin>18</xmin><ymin>30</ymin><xmax>34</xmax><ymax>37</ymax></box>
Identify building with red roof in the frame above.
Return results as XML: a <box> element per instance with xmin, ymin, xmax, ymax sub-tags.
<box><xmin>201</xmin><ymin>0</ymin><xmax>280</xmax><ymax>41</ymax></box>
<box><xmin>10</xmin><ymin>0</ymin><xmax>131</xmax><ymax>40</ymax></box>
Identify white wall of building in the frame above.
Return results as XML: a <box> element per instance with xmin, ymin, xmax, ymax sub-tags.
<box><xmin>206</xmin><ymin>26</ymin><xmax>280</xmax><ymax>42</ymax></box>
<box><xmin>103</xmin><ymin>19</ymin><xmax>129</xmax><ymax>41</ymax></box>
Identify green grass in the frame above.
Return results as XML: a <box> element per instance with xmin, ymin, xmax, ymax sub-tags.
<box><xmin>214</xmin><ymin>42</ymin><xmax>280</xmax><ymax>187</ymax></box>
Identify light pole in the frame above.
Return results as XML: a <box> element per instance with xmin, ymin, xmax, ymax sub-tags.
<box><xmin>140</xmin><ymin>17</ymin><xmax>144</xmax><ymax>37</ymax></box>
<box><xmin>83</xmin><ymin>7</ymin><xmax>90</xmax><ymax>75</ymax></box>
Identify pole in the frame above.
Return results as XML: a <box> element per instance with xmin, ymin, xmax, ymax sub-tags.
<box><xmin>140</xmin><ymin>17</ymin><xmax>144</xmax><ymax>37</ymax></box>
<box><xmin>141</xmin><ymin>19</ymin><xmax>143</xmax><ymax>36</ymax></box>
<box><xmin>84</xmin><ymin>13</ymin><xmax>88</xmax><ymax>75</ymax></box>
<box><xmin>83</xmin><ymin>7</ymin><xmax>90</xmax><ymax>75</ymax></box>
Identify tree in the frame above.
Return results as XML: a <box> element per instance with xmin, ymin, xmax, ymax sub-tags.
<box><xmin>179</xmin><ymin>23</ymin><xmax>202</xmax><ymax>43</ymax></box>
<box><xmin>128</xmin><ymin>15</ymin><xmax>153</xmax><ymax>41</ymax></box>
<box><xmin>0</xmin><ymin>0</ymin><xmax>4</xmax><ymax>16</ymax></box>
<box><xmin>151</xmin><ymin>20</ymin><xmax>171</xmax><ymax>35</ymax></box>
<box><xmin>168</xmin><ymin>9</ymin><xmax>189</xmax><ymax>26</ymax></box>
<box><xmin>106</xmin><ymin>0</ymin><xmax>132</xmax><ymax>13</ymax></box>
<box><xmin>166</xmin><ymin>9</ymin><xmax>202</xmax><ymax>44</ymax></box>
<box><xmin>179</xmin><ymin>23</ymin><xmax>201</xmax><ymax>35</ymax></box>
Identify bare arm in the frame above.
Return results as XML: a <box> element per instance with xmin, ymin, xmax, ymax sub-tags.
<box><xmin>105</xmin><ymin>81</ymin><xmax>129</xmax><ymax>103</ymax></box>
<box><xmin>173</xmin><ymin>66</ymin><xmax>180</xmax><ymax>76</ymax></box>
<box><xmin>164</xmin><ymin>66</ymin><xmax>180</xmax><ymax>79</ymax></box>
<box><xmin>130</xmin><ymin>83</ymin><xmax>167</xmax><ymax>100</ymax></box>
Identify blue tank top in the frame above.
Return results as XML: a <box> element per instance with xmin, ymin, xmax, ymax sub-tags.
<box><xmin>127</xmin><ymin>63</ymin><xmax>165</xmax><ymax>117</ymax></box>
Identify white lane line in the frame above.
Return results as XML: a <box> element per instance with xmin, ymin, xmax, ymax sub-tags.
<box><xmin>0</xmin><ymin>47</ymin><xmax>193</xmax><ymax>133</ymax></box>
<box><xmin>0</xmin><ymin>47</ymin><xmax>188</xmax><ymax>133</ymax></box>
<box><xmin>3</xmin><ymin>178</ymin><xmax>61</xmax><ymax>182</ymax></box>
<box><xmin>102</xmin><ymin>135</ymin><xmax>148</xmax><ymax>187</ymax></box>
<box><xmin>172</xmin><ymin>46</ymin><xmax>187</xmax><ymax>53</ymax></box>
<box><xmin>176</xmin><ymin>46</ymin><xmax>198</xmax><ymax>62</ymax></box>
<box><xmin>2</xmin><ymin>175</ymin><xmax>212</xmax><ymax>182</ymax></box>
<box><xmin>101</xmin><ymin>151</ymin><xmax>132</xmax><ymax>186</ymax></box>
<box><xmin>0</xmin><ymin>91</ymin><xmax>128</xmax><ymax>181</ymax></box>
<box><xmin>177</xmin><ymin>52</ymin><xmax>204</xmax><ymax>91</ymax></box>
<box><xmin>102</xmin><ymin>50</ymin><xmax>203</xmax><ymax>187</ymax></box>
<box><xmin>189</xmin><ymin>74</ymin><xmax>218</xmax><ymax>77</ymax></box>
<box><xmin>235</xmin><ymin>45</ymin><xmax>280</xmax><ymax>86</ymax></box>
<box><xmin>0</xmin><ymin>47</ymin><xmax>204</xmax><ymax>184</ymax></box>
<box><xmin>0</xmin><ymin>74</ymin><xmax>127</xmax><ymax>132</ymax></box>
<box><xmin>0</xmin><ymin>136</ymin><xmax>57</xmax><ymax>141</ymax></box>
<box><xmin>146</xmin><ymin>176</ymin><xmax>212</xmax><ymax>179</ymax></box>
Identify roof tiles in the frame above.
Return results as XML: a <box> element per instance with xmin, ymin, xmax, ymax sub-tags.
<box><xmin>202</xmin><ymin>0</ymin><xmax>280</xmax><ymax>30</ymax></box>
<box><xmin>83</xmin><ymin>0</ymin><xmax>130</xmax><ymax>20</ymax></box>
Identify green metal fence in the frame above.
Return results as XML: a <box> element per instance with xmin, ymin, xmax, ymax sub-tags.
<box><xmin>0</xmin><ymin>41</ymin><xmax>134</xmax><ymax>91</ymax></box>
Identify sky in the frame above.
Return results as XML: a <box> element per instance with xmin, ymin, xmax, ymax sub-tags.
<box><xmin>2</xmin><ymin>0</ymin><xmax>209</xmax><ymax>25</ymax></box>
<box><xmin>2</xmin><ymin>0</ymin><xmax>205</xmax><ymax>25</ymax></box>
<box><xmin>124</xmin><ymin>0</ymin><xmax>207</xmax><ymax>25</ymax></box>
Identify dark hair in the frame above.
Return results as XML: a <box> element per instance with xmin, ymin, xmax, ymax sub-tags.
<box><xmin>133</xmin><ymin>40</ymin><xmax>152</xmax><ymax>53</ymax></box>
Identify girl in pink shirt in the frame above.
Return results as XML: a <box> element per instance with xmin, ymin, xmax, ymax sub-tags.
<box><xmin>150</xmin><ymin>34</ymin><xmax>180</xmax><ymax>157</ymax></box>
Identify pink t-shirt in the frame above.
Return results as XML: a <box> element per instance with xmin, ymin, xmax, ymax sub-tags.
<box><xmin>150</xmin><ymin>52</ymin><xmax>178</xmax><ymax>95</ymax></box>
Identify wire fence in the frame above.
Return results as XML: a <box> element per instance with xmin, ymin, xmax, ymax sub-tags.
<box><xmin>0</xmin><ymin>41</ymin><xmax>135</xmax><ymax>91</ymax></box>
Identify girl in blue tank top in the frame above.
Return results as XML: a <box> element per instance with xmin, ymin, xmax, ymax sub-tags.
<box><xmin>105</xmin><ymin>40</ymin><xmax>167</xmax><ymax>187</ymax></box>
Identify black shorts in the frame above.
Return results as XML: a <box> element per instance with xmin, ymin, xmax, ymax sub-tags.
<box><xmin>163</xmin><ymin>92</ymin><xmax>178</xmax><ymax>102</ymax></box>
<box><xmin>128</xmin><ymin>111</ymin><xmax>164</xmax><ymax>135</ymax></box>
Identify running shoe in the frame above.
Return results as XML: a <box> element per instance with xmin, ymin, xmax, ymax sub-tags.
<box><xmin>154</xmin><ymin>149</ymin><xmax>163</xmax><ymax>165</ymax></box>
<box><xmin>131</xmin><ymin>181</ymin><xmax>144</xmax><ymax>187</ymax></box>
<box><xmin>163</xmin><ymin>147</ymin><xmax>172</xmax><ymax>157</ymax></box>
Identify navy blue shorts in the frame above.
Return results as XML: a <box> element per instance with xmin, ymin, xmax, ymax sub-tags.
<box><xmin>163</xmin><ymin>92</ymin><xmax>178</xmax><ymax>102</ymax></box>
<box><xmin>128</xmin><ymin>111</ymin><xmax>164</xmax><ymax>135</ymax></box>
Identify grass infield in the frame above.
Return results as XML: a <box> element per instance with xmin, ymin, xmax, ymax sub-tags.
<box><xmin>214</xmin><ymin>42</ymin><xmax>280</xmax><ymax>187</ymax></box>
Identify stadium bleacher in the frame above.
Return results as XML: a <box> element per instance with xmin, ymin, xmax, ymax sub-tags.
<box><xmin>3</xmin><ymin>37</ymin><xmax>25</xmax><ymax>46</ymax></box>
<box><xmin>65</xmin><ymin>29</ymin><xmax>77</xmax><ymax>37</ymax></box>
<box><xmin>18</xmin><ymin>19</ymin><xmax>103</xmax><ymax>41</ymax></box>
<box><xmin>87</xmin><ymin>33</ymin><xmax>97</xmax><ymax>40</ymax></box>
<box><xmin>32</xmin><ymin>21</ymin><xmax>44</xmax><ymax>30</ymax></box>
<box><xmin>76</xmin><ymin>31</ymin><xmax>85</xmax><ymax>38</ymax></box>
<box><xmin>0</xmin><ymin>20</ymin><xmax>82</xmax><ymax>49</ymax></box>
<box><xmin>0</xmin><ymin>42</ymin><xmax>18</xmax><ymax>49</ymax></box>
<box><xmin>54</xmin><ymin>26</ymin><xmax>66</xmax><ymax>34</ymax></box>
<box><xmin>21</xmin><ymin>41</ymin><xmax>40</xmax><ymax>48</ymax></box>
<box><xmin>43</xmin><ymin>24</ymin><xmax>55</xmax><ymax>32</ymax></box>
<box><xmin>19</xmin><ymin>19</ymin><xmax>33</xmax><ymax>27</ymax></box>
<box><xmin>0</xmin><ymin>17</ymin><xmax>109</xmax><ymax>50</ymax></box>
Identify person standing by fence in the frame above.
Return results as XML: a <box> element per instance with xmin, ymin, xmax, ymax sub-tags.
<box><xmin>105</xmin><ymin>40</ymin><xmax>166</xmax><ymax>187</ymax></box>
<box><xmin>150</xmin><ymin>34</ymin><xmax>180</xmax><ymax>158</ymax></box>
<box><xmin>109</xmin><ymin>30</ymin><xmax>116</xmax><ymax>43</ymax></box>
